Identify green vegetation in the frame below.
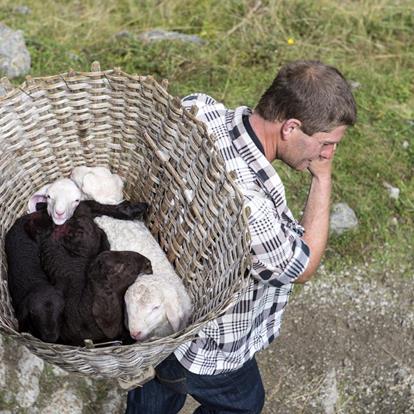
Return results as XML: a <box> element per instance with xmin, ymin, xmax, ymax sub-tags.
<box><xmin>1</xmin><ymin>0</ymin><xmax>413</xmax><ymax>274</ymax></box>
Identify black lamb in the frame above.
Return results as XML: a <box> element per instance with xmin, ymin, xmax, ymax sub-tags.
<box><xmin>5</xmin><ymin>211</ymin><xmax>64</xmax><ymax>343</ymax></box>
<box><xmin>59</xmin><ymin>250</ymin><xmax>152</xmax><ymax>346</ymax></box>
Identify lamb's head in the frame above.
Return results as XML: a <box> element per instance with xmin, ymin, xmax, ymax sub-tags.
<box><xmin>59</xmin><ymin>216</ymin><xmax>109</xmax><ymax>258</ymax></box>
<box><xmin>71</xmin><ymin>166</ymin><xmax>124</xmax><ymax>205</ymax></box>
<box><xmin>28</xmin><ymin>178</ymin><xmax>82</xmax><ymax>225</ymax></box>
<box><xmin>124</xmin><ymin>276</ymin><xmax>189</xmax><ymax>342</ymax></box>
<box><xmin>22</xmin><ymin>287</ymin><xmax>65</xmax><ymax>343</ymax></box>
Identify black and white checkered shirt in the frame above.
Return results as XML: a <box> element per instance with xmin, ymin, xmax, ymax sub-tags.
<box><xmin>174</xmin><ymin>94</ymin><xmax>310</xmax><ymax>374</ymax></box>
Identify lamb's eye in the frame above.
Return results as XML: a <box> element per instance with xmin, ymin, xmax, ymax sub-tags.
<box><xmin>46</xmin><ymin>195</ymin><xmax>51</xmax><ymax>199</ymax></box>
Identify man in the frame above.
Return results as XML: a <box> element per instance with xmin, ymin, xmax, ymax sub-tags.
<box><xmin>126</xmin><ymin>60</ymin><xmax>357</xmax><ymax>413</ymax></box>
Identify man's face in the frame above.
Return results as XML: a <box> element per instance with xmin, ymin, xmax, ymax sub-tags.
<box><xmin>282</xmin><ymin>125</ymin><xmax>347</xmax><ymax>171</ymax></box>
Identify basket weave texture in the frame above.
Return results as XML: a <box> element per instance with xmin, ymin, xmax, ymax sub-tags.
<box><xmin>0</xmin><ymin>63</ymin><xmax>251</xmax><ymax>382</ymax></box>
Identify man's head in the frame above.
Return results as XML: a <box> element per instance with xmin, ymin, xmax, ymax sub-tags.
<box><xmin>255</xmin><ymin>60</ymin><xmax>357</xmax><ymax>135</ymax></box>
<box><xmin>254</xmin><ymin>60</ymin><xmax>356</xmax><ymax>170</ymax></box>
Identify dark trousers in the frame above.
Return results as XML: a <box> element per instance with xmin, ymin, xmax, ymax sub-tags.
<box><xmin>125</xmin><ymin>354</ymin><xmax>265</xmax><ymax>414</ymax></box>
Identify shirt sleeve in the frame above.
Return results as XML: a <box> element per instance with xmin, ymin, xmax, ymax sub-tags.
<box><xmin>245</xmin><ymin>190</ymin><xmax>310</xmax><ymax>287</ymax></box>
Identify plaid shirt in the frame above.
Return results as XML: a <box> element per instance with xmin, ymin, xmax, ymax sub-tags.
<box><xmin>174</xmin><ymin>94</ymin><xmax>310</xmax><ymax>375</ymax></box>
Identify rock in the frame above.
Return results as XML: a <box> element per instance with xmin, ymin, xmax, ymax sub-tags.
<box><xmin>330</xmin><ymin>202</ymin><xmax>358</xmax><ymax>234</ymax></box>
<box><xmin>383</xmin><ymin>181</ymin><xmax>400</xmax><ymax>200</ymax></box>
<box><xmin>0</xmin><ymin>23</ymin><xmax>31</xmax><ymax>78</ymax></box>
<box><xmin>16</xmin><ymin>347</ymin><xmax>44</xmax><ymax>408</ymax></box>
<box><xmin>66</xmin><ymin>52</ymin><xmax>81</xmax><ymax>62</ymax></box>
<box><xmin>14</xmin><ymin>6</ymin><xmax>31</xmax><ymax>15</ymax></box>
<box><xmin>51</xmin><ymin>365</ymin><xmax>69</xmax><ymax>377</ymax></box>
<box><xmin>138</xmin><ymin>29</ymin><xmax>205</xmax><ymax>45</ymax></box>
<box><xmin>320</xmin><ymin>367</ymin><xmax>339</xmax><ymax>414</ymax></box>
<box><xmin>402</xmin><ymin>140</ymin><xmax>409</xmax><ymax>149</ymax></box>
<box><xmin>99</xmin><ymin>388</ymin><xmax>126</xmax><ymax>413</ymax></box>
<box><xmin>349</xmin><ymin>80</ymin><xmax>361</xmax><ymax>90</ymax></box>
<box><xmin>40</xmin><ymin>386</ymin><xmax>83</xmax><ymax>414</ymax></box>
<box><xmin>390</xmin><ymin>217</ymin><xmax>399</xmax><ymax>226</ymax></box>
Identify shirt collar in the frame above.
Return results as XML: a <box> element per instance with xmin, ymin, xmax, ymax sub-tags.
<box><xmin>227</xmin><ymin>106</ymin><xmax>305</xmax><ymax>235</ymax></box>
<box><xmin>227</xmin><ymin>106</ymin><xmax>287</xmax><ymax>209</ymax></box>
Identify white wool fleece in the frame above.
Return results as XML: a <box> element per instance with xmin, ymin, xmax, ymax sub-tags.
<box><xmin>71</xmin><ymin>166</ymin><xmax>124</xmax><ymax>205</ymax></box>
<box><xmin>94</xmin><ymin>216</ymin><xmax>176</xmax><ymax>275</ymax></box>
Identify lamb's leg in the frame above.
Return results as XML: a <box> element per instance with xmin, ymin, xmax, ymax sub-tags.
<box><xmin>79</xmin><ymin>200</ymin><xmax>148</xmax><ymax>220</ymax></box>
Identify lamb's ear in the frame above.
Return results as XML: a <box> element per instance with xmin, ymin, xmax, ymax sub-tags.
<box><xmin>28</xmin><ymin>184</ymin><xmax>50</xmax><ymax>213</ymax></box>
<box><xmin>165</xmin><ymin>293</ymin><xmax>185</xmax><ymax>333</ymax></box>
<box><xmin>92</xmin><ymin>291</ymin><xmax>123</xmax><ymax>339</ymax></box>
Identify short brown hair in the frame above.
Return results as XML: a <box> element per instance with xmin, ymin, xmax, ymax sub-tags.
<box><xmin>255</xmin><ymin>60</ymin><xmax>357</xmax><ymax>135</ymax></box>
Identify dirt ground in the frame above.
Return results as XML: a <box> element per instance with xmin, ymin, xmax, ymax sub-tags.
<box><xmin>180</xmin><ymin>263</ymin><xmax>414</xmax><ymax>413</ymax></box>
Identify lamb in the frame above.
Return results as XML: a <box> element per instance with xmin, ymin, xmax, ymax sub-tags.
<box><xmin>5</xmin><ymin>212</ymin><xmax>65</xmax><ymax>343</ymax></box>
<box><xmin>27</xmin><ymin>178</ymin><xmax>82</xmax><ymax>225</ymax></box>
<box><xmin>59</xmin><ymin>250</ymin><xmax>152</xmax><ymax>346</ymax></box>
<box><xmin>70</xmin><ymin>166</ymin><xmax>124</xmax><ymax>205</ymax></box>
<box><xmin>26</xmin><ymin>205</ymin><xmax>110</xmax><ymax>297</ymax></box>
<box><xmin>124</xmin><ymin>272</ymin><xmax>192</xmax><ymax>341</ymax></box>
<box><xmin>94</xmin><ymin>216</ymin><xmax>193</xmax><ymax>341</ymax></box>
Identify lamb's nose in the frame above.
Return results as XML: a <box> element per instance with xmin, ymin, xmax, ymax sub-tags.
<box><xmin>131</xmin><ymin>331</ymin><xmax>142</xmax><ymax>340</ymax></box>
<box><xmin>55</xmin><ymin>210</ymin><xmax>65</xmax><ymax>217</ymax></box>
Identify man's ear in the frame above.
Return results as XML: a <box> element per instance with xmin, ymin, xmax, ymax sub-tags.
<box><xmin>281</xmin><ymin>119</ymin><xmax>302</xmax><ymax>140</ymax></box>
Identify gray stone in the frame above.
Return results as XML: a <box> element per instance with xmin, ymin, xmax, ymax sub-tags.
<box><xmin>383</xmin><ymin>181</ymin><xmax>400</xmax><ymax>200</ymax></box>
<box><xmin>320</xmin><ymin>367</ymin><xmax>339</xmax><ymax>414</ymax></box>
<box><xmin>349</xmin><ymin>80</ymin><xmax>361</xmax><ymax>90</ymax></box>
<box><xmin>330</xmin><ymin>202</ymin><xmax>358</xmax><ymax>234</ymax></box>
<box><xmin>14</xmin><ymin>6</ymin><xmax>31</xmax><ymax>15</ymax></box>
<box><xmin>402</xmin><ymin>140</ymin><xmax>409</xmax><ymax>149</ymax></box>
<box><xmin>138</xmin><ymin>29</ymin><xmax>205</xmax><ymax>45</ymax></box>
<box><xmin>40</xmin><ymin>387</ymin><xmax>83</xmax><ymax>414</ymax></box>
<box><xmin>0</xmin><ymin>23</ymin><xmax>31</xmax><ymax>78</ymax></box>
<box><xmin>16</xmin><ymin>347</ymin><xmax>44</xmax><ymax>408</ymax></box>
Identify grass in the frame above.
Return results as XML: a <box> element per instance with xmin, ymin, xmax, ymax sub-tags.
<box><xmin>0</xmin><ymin>0</ymin><xmax>413</xmax><ymax>275</ymax></box>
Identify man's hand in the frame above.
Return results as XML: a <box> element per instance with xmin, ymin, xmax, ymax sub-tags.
<box><xmin>307</xmin><ymin>143</ymin><xmax>337</xmax><ymax>179</ymax></box>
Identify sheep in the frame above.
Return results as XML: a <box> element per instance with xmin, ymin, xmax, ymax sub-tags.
<box><xmin>26</xmin><ymin>207</ymin><xmax>110</xmax><ymax>297</ymax></box>
<box><xmin>70</xmin><ymin>166</ymin><xmax>124</xmax><ymax>205</ymax></box>
<box><xmin>4</xmin><ymin>212</ymin><xmax>65</xmax><ymax>343</ymax></box>
<box><xmin>59</xmin><ymin>250</ymin><xmax>152</xmax><ymax>346</ymax></box>
<box><xmin>27</xmin><ymin>178</ymin><xmax>82</xmax><ymax>225</ymax></box>
<box><xmin>94</xmin><ymin>216</ymin><xmax>192</xmax><ymax>341</ymax></box>
<box><xmin>124</xmin><ymin>272</ymin><xmax>192</xmax><ymax>341</ymax></box>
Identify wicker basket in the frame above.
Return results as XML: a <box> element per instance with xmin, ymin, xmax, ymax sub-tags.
<box><xmin>0</xmin><ymin>62</ymin><xmax>251</xmax><ymax>383</ymax></box>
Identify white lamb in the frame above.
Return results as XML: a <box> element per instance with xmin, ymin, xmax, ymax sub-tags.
<box><xmin>94</xmin><ymin>216</ymin><xmax>192</xmax><ymax>341</ymax></box>
<box><xmin>70</xmin><ymin>166</ymin><xmax>124</xmax><ymax>205</ymax></box>
<box><xmin>27</xmin><ymin>178</ymin><xmax>82</xmax><ymax>225</ymax></box>
<box><xmin>124</xmin><ymin>272</ymin><xmax>192</xmax><ymax>341</ymax></box>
